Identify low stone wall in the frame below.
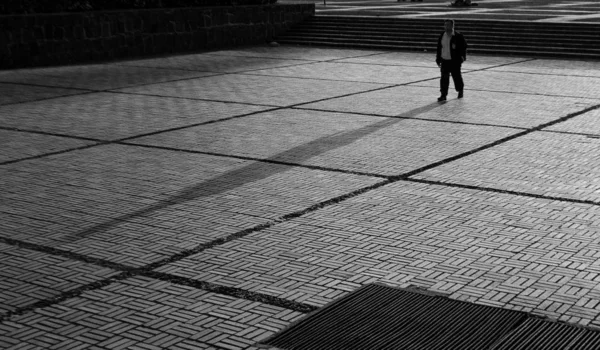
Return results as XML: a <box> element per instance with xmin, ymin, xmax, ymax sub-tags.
<box><xmin>0</xmin><ymin>4</ymin><xmax>314</xmax><ymax>69</ymax></box>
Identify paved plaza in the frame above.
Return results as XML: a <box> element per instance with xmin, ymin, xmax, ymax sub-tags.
<box><xmin>2</xmin><ymin>43</ymin><xmax>600</xmax><ymax>349</ymax></box>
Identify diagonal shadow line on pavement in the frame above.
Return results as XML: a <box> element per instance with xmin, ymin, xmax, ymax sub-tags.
<box><xmin>119</xmin><ymin>144</ymin><xmax>389</xmax><ymax>178</ymax></box>
<box><xmin>54</xmin><ymin>101</ymin><xmax>442</xmax><ymax>245</ymax></box>
<box><xmin>293</xmin><ymin>105</ymin><xmax>528</xmax><ymax>131</ymax></box>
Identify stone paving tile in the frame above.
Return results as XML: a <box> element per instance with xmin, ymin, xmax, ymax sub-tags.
<box><xmin>545</xmin><ymin>108</ymin><xmax>600</xmax><ymax>136</ymax></box>
<box><xmin>0</xmin><ymin>64</ymin><xmax>214</xmax><ymax>91</ymax></box>
<box><xmin>489</xmin><ymin>58</ymin><xmax>600</xmax><ymax>78</ymax></box>
<box><xmin>0</xmin><ymin>83</ymin><xmax>84</xmax><ymax>106</ymax></box>
<box><xmin>129</xmin><ymin>108</ymin><xmax>518</xmax><ymax>176</ymax></box>
<box><xmin>0</xmin><ymin>243</ymin><xmax>120</xmax><ymax>315</ymax></box>
<box><xmin>157</xmin><ymin>180</ymin><xmax>600</xmax><ymax>328</ymax></box>
<box><xmin>203</xmin><ymin>46</ymin><xmax>387</xmax><ymax>61</ymax></box>
<box><xmin>247</xmin><ymin>62</ymin><xmax>441</xmax><ymax>84</ymax></box>
<box><xmin>0</xmin><ymin>276</ymin><xmax>304</xmax><ymax>350</ymax></box>
<box><xmin>413</xmin><ymin>131</ymin><xmax>600</xmax><ymax>202</ymax></box>
<box><xmin>115</xmin><ymin>74</ymin><xmax>387</xmax><ymax>106</ymax></box>
<box><xmin>0</xmin><ymin>129</ymin><xmax>95</xmax><ymax>163</ymax></box>
<box><xmin>0</xmin><ymin>144</ymin><xmax>381</xmax><ymax>267</ymax></box>
<box><xmin>334</xmin><ymin>52</ymin><xmax>531</xmax><ymax>70</ymax></box>
<box><xmin>299</xmin><ymin>85</ymin><xmax>595</xmax><ymax>128</ymax></box>
<box><xmin>411</xmin><ymin>70</ymin><xmax>600</xmax><ymax>99</ymax></box>
<box><xmin>117</xmin><ymin>53</ymin><xmax>311</xmax><ymax>73</ymax></box>
<box><xmin>0</xmin><ymin>92</ymin><xmax>272</xmax><ymax>140</ymax></box>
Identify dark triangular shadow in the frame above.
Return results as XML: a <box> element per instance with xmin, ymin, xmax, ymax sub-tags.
<box><xmin>59</xmin><ymin>102</ymin><xmax>442</xmax><ymax>244</ymax></box>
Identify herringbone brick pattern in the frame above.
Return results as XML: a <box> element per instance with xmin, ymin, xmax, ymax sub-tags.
<box><xmin>2</xmin><ymin>43</ymin><xmax>600</xmax><ymax>349</ymax></box>
<box><xmin>247</xmin><ymin>62</ymin><xmax>442</xmax><ymax>84</ymax></box>
<box><xmin>0</xmin><ymin>93</ymin><xmax>272</xmax><ymax>140</ymax></box>
<box><xmin>0</xmin><ymin>276</ymin><xmax>303</xmax><ymax>350</ymax></box>
<box><xmin>117</xmin><ymin>54</ymin><xmax>312</xmax><ymax>73</ymax></box>
<box><xmin>130</xmin><ymin>108</ymin><xmax>518</xmax><ymax>176</ymax></box>
<box><xmin>0</xmin><ymin>243</ymin><xmax>120</xmax><ymax>314</ymax></box>
<box><xmin>158</xmin><ymin>181</ymin><xmax>600</xmax><ymax>325</ymax></box>
<box><xmin>414</xmin><ymin>132</ymin><xmax>600</xmax><ymax>202</ymax></box>
<box><xmin>1</xmin><ymin>144</ymin><xmax>380</xmax><ymax>266</ymax></box>
<box><xmin>299</xmin><ymin>85</ymin><xmax>596</xmax><ymax>128</ymax></box>
<box><xmin>0</xmin><ymin>129</ymin><xmax>94</xmax><ymax>163</ymax></box>
<box><xmin>115</xmin><ymin>73</ymin><xmax>387</xmax><ymax>106</ymax></box>
<box><xmin>0</xmin><ymin>83</ymin><xmax>83</xmax><ymax>106</ymax></box>
<box><xmin>0</xmin><ymin>64</ymin><xmax>215</xmax><ymax>91</ymax></box>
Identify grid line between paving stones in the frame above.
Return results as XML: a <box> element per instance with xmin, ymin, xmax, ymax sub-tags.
<box><xmin>3</xmin><ymin>44</ymin><xmax>600</xmax><ymax>349</ymax></box>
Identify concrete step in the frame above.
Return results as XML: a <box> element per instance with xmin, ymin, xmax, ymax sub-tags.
<box><xmin>277</xmin><ymin>16</ymin><xmax>600</xmax><ymax>59</ymax></box>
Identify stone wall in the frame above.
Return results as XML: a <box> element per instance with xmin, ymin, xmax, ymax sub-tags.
<box><xmin>0</xmin><ymin>4</ymin><xmax>314</xmax><ymax>69</ymax></box>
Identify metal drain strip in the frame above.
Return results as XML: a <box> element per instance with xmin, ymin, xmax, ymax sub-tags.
<box><xmin>263</xmin><ymin>284</ymin><xmax>528</xmax><ymax>350</ymax></box>
<box><xmin>490</xmin><ymin>317</ymin><xmax>600</xmax><ymax>350</ymax></box>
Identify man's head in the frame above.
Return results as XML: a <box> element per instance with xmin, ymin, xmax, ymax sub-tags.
<box><xmin>444</xmin><ymin>19</ymin><xmax>455</xmax><ymax>34</ymax></box>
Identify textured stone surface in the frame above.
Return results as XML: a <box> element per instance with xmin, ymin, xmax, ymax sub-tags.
<box><xmin>3</xmin><ymin>44</ymin><xmax>600</xmax><ymax>350</ymax></box>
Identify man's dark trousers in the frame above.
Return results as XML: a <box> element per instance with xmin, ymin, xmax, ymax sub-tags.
<box><xmin>440</xmin><ymin>59</ymin><xmax>463</xmax><ymax>97</ymax></box>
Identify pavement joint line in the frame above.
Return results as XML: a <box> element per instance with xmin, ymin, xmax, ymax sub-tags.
<box><xmin>398</xmin><ymin>102</ymin><xmax>600</xmax><ymax>179</ymax></box>
<box><xmin>0</xmin><ymin>271</ymin><xmax>135</xmax><ymax>322</ymax></box>
<box><xmin>116</xmin><ymin>142</ymin><xmax>389</xmax><ymax>178</ymax></box>
<box><xmin>289</xmin><ymin>76</ymin><xmax>441</xmax><ymax>108</ymax></box>
<box><xmin>292</xmin><ymin>106</ymin><xmax>528</xmax><ymax>131</ymax></box>
<box><xmin>141</xmin><ymin>271</ymin><xmax>318</xmax><ymax>314</ymax></box>
<box><xmin>0</xmin><ymin>80</ymin><xmax>94</xmax><ymax>92</ymax></box>
<box><xmin>104</xmin><ymin>90</ymin><xmax>282</xmax><ymax>108</ymax></box>
<box><xmin>539</xmin><ymin>129</ymin><xmax>600</xmax><ymax>139</ymax></box>
<box><xmin>0</xmin><ymin>236</ymin><xmax>136</xmax><ymax>272</ymax></box>
<box><xmin>239</xmin><ymin>71</ymin><xmax>398</xmax><ymax>85</ymax></box>
<box><xmin>406</xmin><ymin>178</ymin><xmax>600</xmax><ymax>207</ymax></box>
<box><xmin>113</xmin><ymin>106</ymin><xmax>285</xmax><ymax>143</ymax></box>
<box><xmin>4</xmin><ymin>102</ymin><xmax>599</xmax><ymax>323</ymax></box>
<box><xmin>0</xmin><ymin>90</ymin><xmax>96</xmax><ymax>107</ymax></box>
<box><xmin>0</xmin><ymin>126</ymin><xmax>106</xmax><ymax>142</ymax></box>
<box><xmin>0</xmin><ymin>142</ymin><xmax>109</xmax><ymax>166</ymax></box>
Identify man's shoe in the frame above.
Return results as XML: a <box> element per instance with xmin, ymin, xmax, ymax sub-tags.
<box><xmin>458</xmin><ymin>91</ymin><xmax>464</xmax><ymax>99</ymax></box>
<box><xmin>437</xmin><ymin>95</ymin><xmax>447</xmax><ymax>102</ymax></box>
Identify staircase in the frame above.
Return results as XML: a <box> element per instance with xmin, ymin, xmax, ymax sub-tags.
<box><xmin>276</xmin><ymin>16</ymin><xmax>600</xmax><ymax>59</ymax></box>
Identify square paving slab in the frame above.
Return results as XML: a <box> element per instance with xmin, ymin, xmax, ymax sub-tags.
<box><xmin>0</xmin><ymin>129</ymin><xmax>95</xmax><ymax>164</ymax></box>
<box><xmin>157</xmin><ymin>180</ymin><xmax>600</xmax><ymax>327</ymax></box>
<box><xmin>0</xmin><ymin>92</ymin><xmax>273</xmax><ymax>140</ymax></box>
<box><xmin>204</xmin><ymin>46</ymin><xmax>387</xmax><ymax>61</ymax></box>
<box><xmin>413</xmin><ymin>131</ymin><xmax>600</xmax><ymax>202</ymax></box>
<box><xmin>545</xmin><ymin>108</ymin><xmax>600</xmax><ymax>136</ymax></box>
<box><xmin>0</xmin><ymin>64</ymin><xmax>215</xmax><ymax>90</ymax></box>
<box><xmin>0</xmin><ymin>276</ymin><xmax>304</xmax><ymax>349</ymax></box>
<box><xmin>0</xmin><ymin>83</ymin><xmax>84</xmax><ymax>106</ymax></box>
<box><xmin>128</xmin><ymin>108</ymin><xmax>519</xmax><ymax>176</ymax></box>
<box><xmin>299</xmin><ymin>85</ymin><xmax>595</xmax><ymax>128</ymax></box>
<box><xmin>489</xmin><ymin>58</ymin><xmax>600</xmax><ymax>78</ymax></box>
<box><xmin>115</xmin><ymin>74</ymin><xmax>387</xmax><ymax>106</ymax></box>
<box><xmin>0</xmin><ymin>144</ymin><xmax>381</xmax><ymax>267</ymax></box>
<box><xmin>247</xmin><ymin>62</ymin><xmax>442</xmax><ymax>84</ymax></box>
<box><xmin>0</xmin><ymin>243</ymin><xmax>120</xmax><ymax>314</ymax></box>
<box><xmin>411</xmin><ymin>70</ymin><xmax>600</xmax><ymax>99</ymax></box>
<box><xmin>117</xmin><ymin>53</ymin><xmax>311</xmax><ymax>73</ymax></box>
<box><xmin>334</xmin><ymin>52</ymin><xmax>531</xmax><ymax>70</ymax></box>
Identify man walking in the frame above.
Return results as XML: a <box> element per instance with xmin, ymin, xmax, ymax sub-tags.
<box><xmin>436</xmin><ymin>19</ymin><xmax>468</xmax><ymax>102</ymax></box>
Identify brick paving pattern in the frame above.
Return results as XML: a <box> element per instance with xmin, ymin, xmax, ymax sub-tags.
<box><xmin>2</xmin><ymin>29</ymin><xmax>600</xmax><ymax>350</ymax></box>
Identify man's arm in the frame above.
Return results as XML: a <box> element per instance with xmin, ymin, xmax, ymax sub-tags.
<box><xmin>461</xmin><ymin>34</ymin><xmax>468</xmax><ymax>61</ymax></box>
<box><xmin>436</xmin><ymin>33</ymin><xmax>443</xmax><ymax>66</ymax></box>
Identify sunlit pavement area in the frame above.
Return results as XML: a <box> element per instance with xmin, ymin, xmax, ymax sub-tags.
<box><xmin>285</xmin><ymin>0</ymin><xmax>600</xmax><ymax>22</ymax></box>
<box><xmin>2</xmin><ymin>44</ymin><xmax>600</xmax><ymax>349</ymax></box>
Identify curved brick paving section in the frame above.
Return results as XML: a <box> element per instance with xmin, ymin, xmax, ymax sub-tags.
<box><xmin>2</xmin><ymin>45</ymin><xmax>600</xmax><ymax>349</ymax></box>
